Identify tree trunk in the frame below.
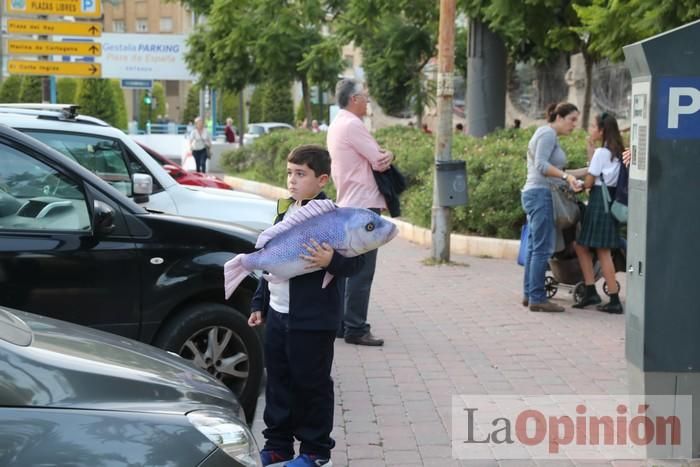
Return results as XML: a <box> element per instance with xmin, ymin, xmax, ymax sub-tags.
<box><xmin>534</xmin><ymin>54</ymin><xmax>569</xmax><ymax>111</ymax></box>
<box><xmin>414</xmin><ymin>79</ymin><xmax>424</xmax><ymax>128</ymax></box>
<box><xmin>238</xmin><ymin>91</ymin><xmax>245</xmax><ymax>135</ymax></box>
<box><xmin>466</xmin><ymin>17</ymin><xmax>506</xmax><ymax>137</ymax></box>
<box><xmin>581</xmin><ymin>50</ymin><xmax>594</xmax><ymax>129</ymax></box>
<box><xmin>301</xmin><ymin>76</ymin><xmax>312</xmax><ymax>128</ymax></box>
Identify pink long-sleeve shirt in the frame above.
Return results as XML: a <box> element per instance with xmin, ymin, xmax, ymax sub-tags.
<box><xmin>326</xmin><ymin>109</ymin><xmax>387</xmax><ymax>210</ymax></box>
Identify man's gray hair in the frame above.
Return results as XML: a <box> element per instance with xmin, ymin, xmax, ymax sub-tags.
<box><xmin>335</xmin><ymin>78</ymin><xmax>364</xmax><ymax>109</ymax></box>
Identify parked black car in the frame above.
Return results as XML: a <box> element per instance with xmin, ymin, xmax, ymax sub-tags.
<box><xmin>0</xmin><ymin>124</ymin><xmax>263</xmax><ymax>421</ymax></box>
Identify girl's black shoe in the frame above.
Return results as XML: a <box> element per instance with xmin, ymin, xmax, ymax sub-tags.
<box><xmin>572</xmin><ymin>285</ymin><xmax>602</xmax><ymax>309</ymax></box>
<box><xmin>597</xmin><ymin>302</ymin><xmax>623</xmax><ymax>314</ymax></box>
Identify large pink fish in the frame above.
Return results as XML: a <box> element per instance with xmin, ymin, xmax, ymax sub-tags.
<box><xmin>224</xmin><ymin>199</ymin><xmax>398</xmax><ymax>298</ymax></box>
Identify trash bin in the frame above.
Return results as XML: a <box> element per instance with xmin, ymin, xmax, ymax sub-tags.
<box><xmin>435</xmin><ymin>160</ymin><xmax>468</xmax><ymax>207</ymax></box>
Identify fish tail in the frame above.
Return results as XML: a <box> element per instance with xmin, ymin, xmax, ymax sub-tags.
<box><xmin>224</xmin><ymin>254</ymin><xmax>249</xmax><ymax>299</ymax></box>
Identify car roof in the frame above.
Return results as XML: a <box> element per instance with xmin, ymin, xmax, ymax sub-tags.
<box><xmin>0</xmin><ymin>104</ymin><xmax>110</xmax><ymax>127</ymax></box>
<box><xmin>249</xmin><ymin>122</ymin><xmax>294</xmax><ymax>129</ymax></box>
<box><xmin>0</xmin><ymin>106</ymin><xmax>178</xmax><ymax>190</ymax></box>
<box><xmin>0</xmin><ymin>122</ymin><xmax>145</xmax><ymax>213</ymax></box>
<box><xmin>0</xmin><ymin>109</ymin><xmax>122</xmax><ymax>136</ymax></box>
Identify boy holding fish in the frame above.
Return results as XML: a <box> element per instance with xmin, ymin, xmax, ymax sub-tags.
<box><xmin>243</xmin><ymin>144</ymin><xmax>397</xmax><ymax>467</ymax></box>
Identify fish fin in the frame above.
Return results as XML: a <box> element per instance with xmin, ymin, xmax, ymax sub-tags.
<box><xmin>255</xmin><ymin>199</ymin><xmax>336</xmax><ymax>248</ymax></box>
<box><xmin>263</xmin><ymin>272</ymin><xmax>285</xmax><ymax>284</ymax></box>
<box><xmin>223</xmin><ymin>254</ymin><xmax>249</xmax><ymax>299</ymax></box>
<box><xmin>321</xmin><ymin>272</ymin><xmax>335</xmax><ymax>288</ymax></box>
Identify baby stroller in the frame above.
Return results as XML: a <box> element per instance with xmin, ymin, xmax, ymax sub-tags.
<box><xmin>544</xmin><ymin>226</ymin><xmax>627</xmax><ymax>303</ymax></box>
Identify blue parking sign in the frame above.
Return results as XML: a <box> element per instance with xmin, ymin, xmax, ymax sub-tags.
<box><xmin>82</xmin><ymin>0</ymin><xmax>97</xmax><ymax>13</ymax></box>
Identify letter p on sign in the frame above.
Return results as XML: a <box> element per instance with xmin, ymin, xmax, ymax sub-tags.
<box><xmin>668</xmin><ymin>87</ymin><xmax>700</xmax><ymax>129</ymax></box>
<box><xmin>657</xmin><ymin>78</ymin><xmax>700</xmax><ymax>139</ymax></box>
<box><xmin>82</xmin><ymin>0</ymin><xmax>96</xmax><ymax>13</ymax></box>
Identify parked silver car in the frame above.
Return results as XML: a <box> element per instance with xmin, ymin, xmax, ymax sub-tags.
<box><xmin>242</xmin><ymin>122</ymin><xmax>294</xmax><ymax>146</ymax></box>
<box><xmin>0</xmin><ymin>306</ymin><xmax>261</xmax><ymax>466</ymax></box>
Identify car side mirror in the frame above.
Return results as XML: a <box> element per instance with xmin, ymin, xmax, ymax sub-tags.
<box><xmin>93</xmin><ymin>200</ymin><xmax>115</xmax><ymax>236</ymax></box>
<box><xmin>132</xmin><ymin>173</ymin><xmax>152</xmax><ymax>204</ymax></box>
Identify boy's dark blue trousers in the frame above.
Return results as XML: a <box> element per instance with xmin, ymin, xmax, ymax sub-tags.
<box><xmin>262</xmin><ymin>308</ymin><xmax>336</xmax><ymax>458</ymax></box>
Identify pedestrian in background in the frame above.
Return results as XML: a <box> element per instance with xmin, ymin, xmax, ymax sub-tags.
<box><xmin>189</xmin><ymin>116</ymin><xmax>212</xmax><ymax>173</ymax></box>
<box><xmin>521</xmin><ymin>102</ymin><xmax>582</xmax><ymax>313</ymax></box>
<box><xmin>249</xmin><ymin>145</ymin><xmax>364</xmax><ymax>467</ymax></box>
<box><xmin>572</xmin><ymin>113</ymin><xmax>624</xmax><ymax>314</ymax></box>
<box><xmin>224</xmin><ymin>117</ymin><xmax>236</xmax><ymax>143</ymax></box>
<box><xmin>327</xmin><ymin>78</ymin><xmax>392</xmax><ymax>346</ymax></box>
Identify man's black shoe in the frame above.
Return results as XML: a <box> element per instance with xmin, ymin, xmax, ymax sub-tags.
<box><xmin>344</xmin><ymin>332</ymin><xmax>384</xmax><ymax>346</ymax></box>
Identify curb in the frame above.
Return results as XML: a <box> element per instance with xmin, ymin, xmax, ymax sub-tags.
<box><xmin>224</xmin><ymin>175</ymin><xmax>520</xmax><ymax>261</ymax></box>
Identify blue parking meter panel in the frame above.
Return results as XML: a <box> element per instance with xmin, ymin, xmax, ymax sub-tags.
<box><xmin>656</xmin><ymin>77</ymin><xmax>700</xmax><ymax>140</ymax></box>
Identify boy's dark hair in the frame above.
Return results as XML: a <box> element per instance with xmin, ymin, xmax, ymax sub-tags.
<box><xmin>287</xmin><ymin>144</ymin><xmax>331</xmax><ymax>177</ymax></box>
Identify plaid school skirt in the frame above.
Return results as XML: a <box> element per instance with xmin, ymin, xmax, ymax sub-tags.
<box><xmin>577</xmin><ymin>186</ymin><xmax>620</xmax><ymax>249</ymax></box>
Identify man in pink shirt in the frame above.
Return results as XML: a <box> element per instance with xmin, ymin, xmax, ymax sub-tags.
<box><xmin>327</xmin><ymin>78</ymin><xmax>393</xmax><ymax>346</ymax></box>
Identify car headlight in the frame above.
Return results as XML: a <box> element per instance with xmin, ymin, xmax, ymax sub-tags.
<box><xmin>187</xmin><ymin>410</ymin><xmax>261</xmax><ymax>467</ymax></box>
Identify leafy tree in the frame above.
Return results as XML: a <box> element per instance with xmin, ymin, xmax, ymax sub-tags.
<box><xmin>248</xmin><ymin>84</ymin><xmax>265</xmax><ymax>124</ymax></box>
<box><xmin>217</xmin><ymin>90</ymin><xmax>241</xmax><ymax>128</ymax></box>
<box><xmin>0</xmin><ymin>76</ymin><xmax>23</xmax><ymax>103</ymax></box>
<box><xmin>76</xmin><ymin>78</ymin><xmax>117</xmax><ymax>125</ymax></box>
<box><xmin>183</xmin><ymin>0</ymin><xmax>341</xmax><ymax>125</ymax></box>
<box><xmin>138</xmin><ymin>82</ymin><xmax>166</xmax><ymax>130</ymax></box>
<box><xmin>152</xmin><ymin>82</ymin><xmax>166</xmax><ymax>118</ymax></box>
<box><xmin>459</xmin><ymin>0</ymin><xmax>596</xmax><ymax>126</ymax></box>
<box><xmin>336</xmin><ymin>0</ymin><xmax>438</xmax><ymax>126</ymax></box>
<box><xmin>576</xmin><ymin>0</ymin><xmax>700</xmax><ymax>62</ymax></box>
<box><xmin>296</xmin><ymin>99</ymin><xmax>330</xmax><ymax>125</ymax></box>
<box><xmin>183</xmin><ymin>84</ymin><xmax>200</xmax><ymax>124</ymax></box>
<box><xmin>57</xmin><ymin>78</ymin><xmax>79</xmax><ymax>103</ymax></box>
<box><xmin>261</xmin><ymin>81</ymin><xmax>294</xmax><ymax>124</ymax></box>
<box><xmin>19</xmin><ymin>76</ymin><xmax>43</xmax><ymax>103</ymax></box>
<box><xmin>455</xmin><ymin>27</ymin><xmax>468</xmax><ymax>79</ymax></box>
<box><xmin>110</xmin><ymin>80</ymin><xmax>128</xmax><ymax>130</ymax></box>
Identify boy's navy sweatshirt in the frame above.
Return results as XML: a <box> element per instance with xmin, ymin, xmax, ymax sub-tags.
<box><xmin>250</xmin><ymin>191</ymin><xmax>365</xmax><ymax>331</ymax></box>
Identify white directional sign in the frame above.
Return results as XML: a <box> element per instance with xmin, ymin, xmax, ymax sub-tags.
<box><xmin>98</xmin><ymin>34</ymin><xmax>195</xmax><ymax>81</ymax></box>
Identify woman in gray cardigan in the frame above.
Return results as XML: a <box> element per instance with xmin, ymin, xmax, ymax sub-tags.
<box><xmin>522</xmin><ymin>103</ymin><xmax>583</xmax><ymax>312</ymax></box>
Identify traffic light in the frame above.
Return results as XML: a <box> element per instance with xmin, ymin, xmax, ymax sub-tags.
<box><xmin>143</xmin><ymin>91</ymin><xmax>152</xmax><ymax>106</ymax></box>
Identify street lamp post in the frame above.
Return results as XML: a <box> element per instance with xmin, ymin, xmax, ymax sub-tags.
<box><xmin>431</xmin><ymin>0</ymin><xmax>456</xmax><ymax>262</ymax></box>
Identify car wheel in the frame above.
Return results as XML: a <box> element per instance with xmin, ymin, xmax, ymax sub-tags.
<box><xmin>154</xmin><ymin>302</ymin><xmax>263</xmax><ymax>422</ymax></box>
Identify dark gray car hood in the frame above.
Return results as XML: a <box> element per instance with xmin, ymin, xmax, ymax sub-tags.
<box><xmin>0</xmin><ymin>307</ymin><xmax>240</xmax><ymax>416</ymax></box>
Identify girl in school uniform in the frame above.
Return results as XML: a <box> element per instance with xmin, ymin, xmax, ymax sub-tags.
<box><xmin>573</xmin><ymin>113</ymin><xmax>624</xmax><ymax>314</ymax></box>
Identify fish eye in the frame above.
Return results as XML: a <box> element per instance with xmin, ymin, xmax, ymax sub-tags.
<box><xmin>365</xmin><ymin>222</ymin><xmax>375</xmax><ymax>232</ymax></box>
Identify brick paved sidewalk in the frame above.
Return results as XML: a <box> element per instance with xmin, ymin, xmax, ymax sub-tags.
<box><xmin>252</xmin><ymin>237</ymin><xmax>643</xmax><ymax>466</ymax></box>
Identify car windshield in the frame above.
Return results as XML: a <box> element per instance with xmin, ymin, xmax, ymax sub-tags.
<box><xmin>248</xmin><ymin>125</ymin><xmax>265</xmax><ymax>135</ymax></box>
<box><xmin>25</xmin><ymin>131</ymin><xmax>133</xmax><ymax>197</ymax></box>
<box><xmin>268</xmin><ymin>126</ymin><xmax>289</xmax><ymax>133</ymax></box>
<box><xmin>1</xmin><ymin>151</ymin><xmax>83</xmax><ymax>200</ymax></box>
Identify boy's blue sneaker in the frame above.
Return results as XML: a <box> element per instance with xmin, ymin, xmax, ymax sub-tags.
<box><xmin>285</xmin><ymin>454</ymin><xmax>332</xmax><ymax>467</ymax></box>
<box><xmin>260</xmin><ymin>449</ymin><xmax>293</xmax><ymax>467</ymax></box>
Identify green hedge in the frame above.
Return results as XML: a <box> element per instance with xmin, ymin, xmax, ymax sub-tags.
<box><xmin>221</xmin><ymin>126</ymin><xmax>588</xmax><ymax>239</ymax></box>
